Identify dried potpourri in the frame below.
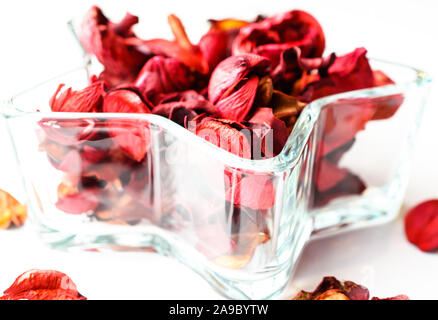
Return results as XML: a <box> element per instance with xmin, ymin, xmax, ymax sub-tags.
<box><xmin>0</xmin><ymin>189</ymin><xmax>27</xmax><ymax>229</ymax></box>
<box><xmin>0</xmin><ymin>269</ymin><xmax>86</xmax><ymax>300</ymax></box>
<box><xmin>38</xmin><ymin>6</ymin><xmax>402</xmax><ymax>267</ymax></box>
<box><xmin>293</xmin><ymin>276</ymin><xmax>409</xmax><ymax>300</ymax></box>
<box><xmin>405</xmin><ymin>200</ymin><xmax>438</xmax><ymax>252</ymax></box>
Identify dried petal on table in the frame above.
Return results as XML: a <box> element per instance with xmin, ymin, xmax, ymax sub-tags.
<box><xmin>405</xmin><ymin>199</ymin><xmax>438</xmax><ymax>252</ymax></box>
<box><xmin>292</xmin><ymin>276</ymin><xmax>409</xmax><ymax>300</ymax></box>
<box><xmin>0</xmin><ymin>189</ymin><xmax>27</xmax><ymax>229</ymax></box>
<box><xmin>0</xmin><ymin>270</ymin><xmax>86</xmax><ymax>300</ymax></box>
<box><xmin>292</xmin><ymin>276</ymin><xmax>370</xmax><ymax>300</ymax></box>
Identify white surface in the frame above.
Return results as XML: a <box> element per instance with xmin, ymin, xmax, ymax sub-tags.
<box><xmin>0</xmin><ymin>0</ymin><xmax>437</xmax><ymax>299</ymax></box>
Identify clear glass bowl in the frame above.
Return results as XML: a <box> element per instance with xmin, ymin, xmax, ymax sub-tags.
<box><xmin>0</xmin><ymin>59</ymin><xmax>431</xmax><ymax>299</ymax></box>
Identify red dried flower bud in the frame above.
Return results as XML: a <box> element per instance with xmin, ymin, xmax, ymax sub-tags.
<box><xmin>134</xmin><ymin>56</ymin><xmax>195</xmax><ymax>106</ymax></box>
<box><xmin>405</xmin><ymin>200</ymin><xmax>438</xmax><ymax>252</ymax></box>
<box><xmin>78</xmin><ymin>6</ymin><xmax>147</xmax><ymax>82</ymax></box>
<box><xmin>232</xmin><ymin>10</ymin><xmax>325</xmax><ymax>68</ymax></box>
<box><xmin>208</xmin><ymin>54</ymin><xmax>269</xmax><ymax>121</ymax></box>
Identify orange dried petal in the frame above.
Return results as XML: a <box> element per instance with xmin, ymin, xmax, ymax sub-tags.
<box><xmin>0</xmin><ymin>189</ymin><xmax>27</xmax><ymax>229</ymax></box>
<box><xmin>315</xmin><ymin>289</ymin><xmax>350</xmax><ymax>300</ymax></box>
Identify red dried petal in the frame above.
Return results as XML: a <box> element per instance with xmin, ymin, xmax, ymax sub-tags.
<box><xmin>0</xmin><ymin>270</ymin><xmax>86</xmax><ymax>300</ymax></box>
<box><xmin>56</xmin><ymin>189</ymin><xmax>100</xmax><ymax>214</ymax></box>
<box><xmin>208</xmin><ymin>54</ymin><xmax>269</xmax><ymax>105</ymax></box>
<box><xmin>233</xmin><ymin>10</ymin><xmax>325</xmax><ymax>68</ymax></box>
<box><xmin>371</xmin><ymin>70</ymin><xmax>403</xmax><ymax>120</ymax></box>
<box><xmin>215</xmin><ymin>75</ymin><xmax>260</xmax><ymax>122</ymax></box>
<box><xmin>318</xmin><ymin>98</ymin><xmax>377</xmax><ymax>156</ymax></box>
<box><xmin>134</xmin><ymin>56</ymin><xmax>194</xmax><ymax>106</ymax></box>
<box><xmin>371</xmin><ymin>295</ymin><xmax>410</xmax><ymax>300</ymax></box>
<box><xmin>50</xmin><ymin>81</ymin><xmax>106</xmax><ymax>113</ymax></box>
<box><xmin>248</xmin><ymin>107</ymin><xmax>289</xmax><ymax>156</ymax></box>
<box><xmin>314</xmin><ymin>171</ymin><xmax>366</xmax><ymax>207</ymax></box>
<box><xmin>405</xmin><ymin>200</ymin><xmax>438</xmax><ymax>252</ymax></box>
<box><xmin>127</xmin><ymin>37</ymin><xmax>208</xmax><ymax>74</ymax></box>
<box><xmin>106</xmin><ymin>119</ymin><xmax>152</xmax><ymax>162</ymax></box>
<box><xmin>300</xmin><ymin>48</ymin><xmax>375</xmax><ymax>102</ymax></box>
<box><xmin>154</xmin><ymin>89</ymin><xmax>205</xmax><ymax>105</ymax></box>
<box><xmin>203</xmin><ymin>18</ymin><xmax>249</xmax><ymax>67</ymax></box>
<box><xmin>315</xmin><ymin>159</ymin><xmax>349</xmax><ymax>192</ymax></box>
<box><xmin>39</xmin><ymin>118</ymin><xmax>97</xmax><ymax>146</ymax></box>
<box><xmin>78</xmin><ymin>6</ymin><xmax>147</xmax><ymax>81</ymax></box>
<box><xmin>272</xmin><ymin>46</ymin><xmax>335</xmax><ymax>91</ymax></box>
<box><xmin>153</xmin><ymin>99</ymin><xmax>217</xmax><ymax>127</ymax></box>
<box><xmin>226</xmin><ymin>175</ymin><xmax>276</xmax><ymax>210</ymax></box>
<box><xmin>198</xmin><ymin>29</ymin><xmax>229</xmax><ymax>71</ymax></box>
<box><xmin>102</xmin><ymin>88</ymin><xmax>151</xmax><ymax>113</ymax></box>
<box><xmin>55</xmin><ymin>149</ymin><xmax>83</xmax><ymax>175</ymax></box>
<box><xmin>208</xmin><ymin>54</ymin><xmax>269</xmax><ymax>121</ymax></box>
<box><xmin>196</xmin><ymin>119</ymin><xmax>252</xmax><ymax>159</ymax></box>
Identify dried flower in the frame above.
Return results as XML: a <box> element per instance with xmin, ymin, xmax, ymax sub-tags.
<box><xmin>0</xmin><ymin>189</ymin><xmax>27</xmax><ymax>229</ymax></box>
<box><xmin>134</xmin><ymin>56</ymin><xmax>195</xmax><ymax>106</ymax></box>
<box><xmin>78</xmin><ymin>6</ymin><xmax>148</xmax><ymax>86</ymax></box>
<box><xmin>0</xmin><ymin>270</ymin><xmax>86</xmax><ymax>300</ymax></box>
<box><xmin>35</xmin><ymin>6</ymin><xmax>405</xmax><ymax>268</ymax></box>
<box><xmin>298</xmin><ymin>48</ymin><xmax>374</xmax><ymax>102</ymax></box>
<box><xmin>405</xmin><ymin>200</ymin><xmax>438</xmax><ymax>252</ymax></box>
<box><xmin>208</xmin><ymin>54</ymin><xmax>269</xmax><ymax>121</ymax></box>
<box><xmin>232</xmin><ymin>10</ymin><xmax>325</xmax><ymax>68</ymax></box>
<box><xmin>293</xmin><ymin>276</ymin><xmax>408</xmax><ymax>300</ymax></box>
<box><xmin>50</xmin><ymin>81</ymin><xmax>106</xmax><ymax>113</ymax></box>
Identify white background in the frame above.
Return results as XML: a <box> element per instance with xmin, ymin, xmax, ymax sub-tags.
<box><xmin>0</xmin><ymin>0</ymin><xmax>437</xmax><ymax>299</ymax></box>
